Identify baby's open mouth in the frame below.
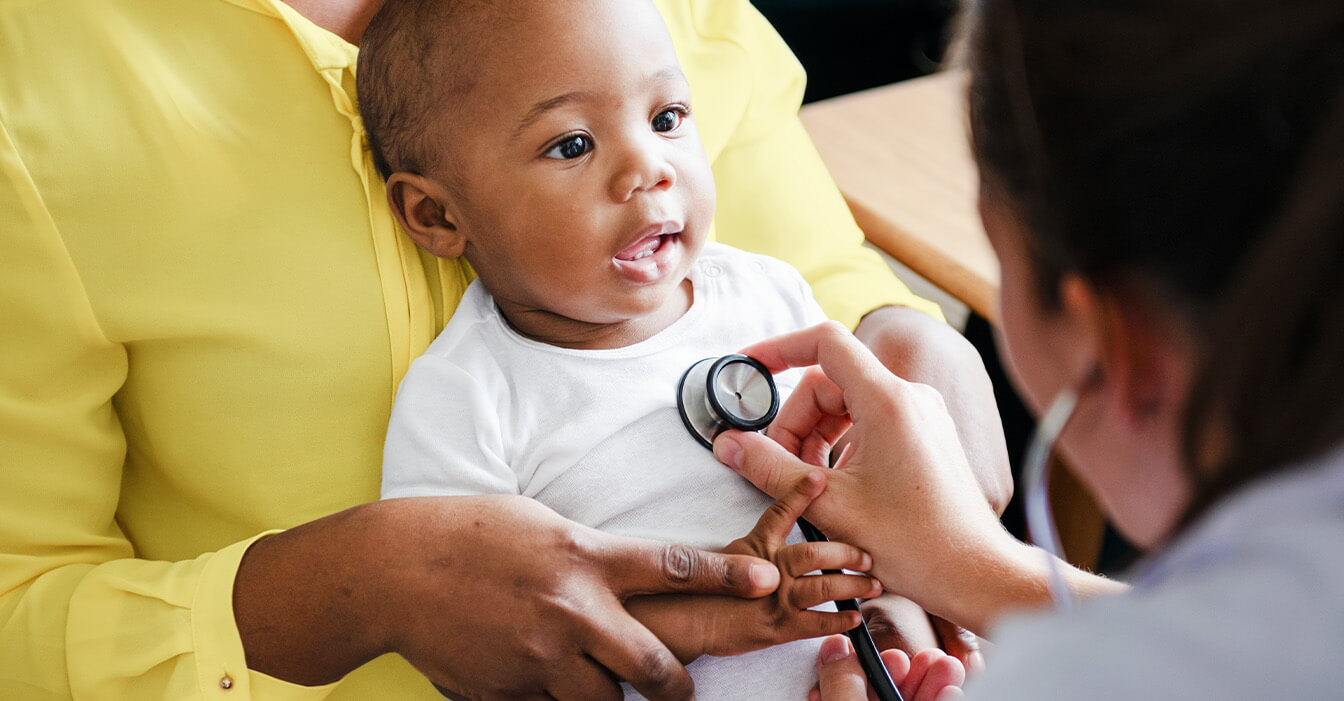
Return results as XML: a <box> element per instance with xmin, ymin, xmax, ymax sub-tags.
<box><xmin>615</xmin><ymin>233</ymin><xmax>676</xmax><ymax>262</ymax></box>
<box><xmin>611</xmin><ymin>226</ymin><xmax>683</xmax><ymax>284</ymax></box>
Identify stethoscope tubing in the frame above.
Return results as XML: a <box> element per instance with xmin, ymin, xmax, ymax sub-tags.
<box><xmin>797</xmin><ymin>518</ymin><xmax>904</xmax><ymax>701</ymax></box>
<box><xmin>1023</xmin><ymin>386</ymin><xmax>1080</xmax><ymax>612</ymax></box>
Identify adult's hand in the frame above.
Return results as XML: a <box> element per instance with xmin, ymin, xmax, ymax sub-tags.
<box><xmin>853</xmin><ymin>305</ymin><xmax>1012</xmax><ymax>515</ymax></box>
<box><xmin>713</xmin><ymin>322</ymin><xmax>1036</xmax><ymax>633</ymax></box>
<box><xmin>234</xmin><ymin>494</ymin><xmax>780</xmax><ymax>700</ymax></box>
<box><xmin>811</xmin><ymin>635</ymin><xmax>966</xmax><ymax>701</ymax></box>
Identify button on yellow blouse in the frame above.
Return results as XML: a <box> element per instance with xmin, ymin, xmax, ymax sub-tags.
<box><xmin>0</xmin><ymin>0</ymin><xmax>937</xmax><ymax>697</ymax></box>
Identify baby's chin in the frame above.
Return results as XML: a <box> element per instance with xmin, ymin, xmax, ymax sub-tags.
<box><xmin>602</xmin><ymin>271</ymin><xmax>695</xmax><ymax>327</ymax></box>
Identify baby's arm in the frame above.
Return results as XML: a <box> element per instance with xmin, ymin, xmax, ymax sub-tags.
<box><xmin>626</xmin><ymin>470</ymin><xmax>879</xmax><ymax>663</ymax></box>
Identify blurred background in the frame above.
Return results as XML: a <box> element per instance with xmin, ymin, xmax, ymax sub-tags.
<box><xmin>753</xmin><ymin>0</ymin><xmax>1137</xmax><ymax>574</ymax></box>
<box><xmin>754</xmin><ymin>0</ymin><xmax>958</xmax><ymax>103</ymax></box>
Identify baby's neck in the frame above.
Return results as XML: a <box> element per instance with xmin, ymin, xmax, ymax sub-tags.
<box><xmin>495</xmin><ymin>278</ymin><xmax>693</xmax><ymax>350</ymax></box>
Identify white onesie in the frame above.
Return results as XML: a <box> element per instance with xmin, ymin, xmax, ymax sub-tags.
<box><xmin>382</xmin><ymin>242</ymin><xmax>829</xmax><ymax>699</ymax></box>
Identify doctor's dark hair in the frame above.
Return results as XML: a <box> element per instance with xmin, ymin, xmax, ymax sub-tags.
<box><xmin>963</xmin><ymin>0</ymin><xmax>1344</xmax><ymax>519</ymax></box>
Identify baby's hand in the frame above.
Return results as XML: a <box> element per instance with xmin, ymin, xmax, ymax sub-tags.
<box><xmin>811</xmin><ymin>636</ymin><xmax>967</xmax><ymax>701</ymax></box>
<box><xmin>628</xmin><ymin>470</ymin><xmax>880</xmax><ymax>662</ymax></box>
<box><xmin>713</xmin><ymin>469</ymin><xmax>879</xmax><ymax>655</ymax></box>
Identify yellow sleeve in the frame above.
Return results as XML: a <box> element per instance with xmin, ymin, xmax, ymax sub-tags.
<box><xmin>0</xmin><ymin>120</ymin><xmax>333</xmax><ymax>701</ymax></box>
<box><xmin>692</xmin><ymin>0</ymin><xmax>944</xmax><ymax>328</ymax></box>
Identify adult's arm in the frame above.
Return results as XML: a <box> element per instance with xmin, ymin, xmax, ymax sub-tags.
<box><xmin>714</xmin><ymin>323</ymin><xmax>1125</xmax><ymax>634</ymax></box>
<box><xmin>0</xmin><ymin>118</ymin><xmax>777</xmax><ymax>700</ymax></box>
<box><xmin>235</xmin><ymin>496</ymin><xmax>781</xmax><ymax>700</ymax></box>
<box><xmin>0</xmin><ymin>116</ymin><xmax>234</xmax><ymax>699</ymax></box>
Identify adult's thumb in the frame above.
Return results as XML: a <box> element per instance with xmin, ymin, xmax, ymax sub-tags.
<box><xmin>714</xmin><ymin>429</ymin><xmax>815</xmax><ymax>500</ymax></box>
<box><xmin>813</xmin><ymin>636</ymin><xmax>869</xmax><ymax>701</ymax></box>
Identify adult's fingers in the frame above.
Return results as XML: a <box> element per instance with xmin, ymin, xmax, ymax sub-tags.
<box><xmin>901</xmin><ymin>649</ymin><xmax>966</xmax><ymax>701</ymax></box>
<box><xmin>739</xmin><ymin>321</ymin><xmax>894</xmax><ymax>408</ymax></box>
<box><xmin>579</xmin><ymin>602</ymin><xmax>695</xmax><ymax>701</ymax></box>
<box><xmin>934</xmin><ymin>686</ymin><xmax>966</xmax><ymax>701</ymax></box>
<box><xmin>878</xmin><ymin>648</ymin><xmax>913</xmax><ymax>683</ymax></box>
<box><xmin>542</xmin><ymin>657</ymin><xmax>623</xmax><ymax>701</ymax></box>
<box><xmin>714</xmin><ymin>428</ymin><xmax>820</xmax><ymax>501</ymax></box>
<box><xmin>600</xmin><ymin>534</ymin><xmax>779</xmax><ymax>599</ymax></box>
<box><xmin>766</xmin><ymin>366</ymin><xmax>851</xmax><ymax>466</ymax></box>
<box><xmin>812</xmin><ymin>640</ymin><xmax>966</xmax><ymax>701</ymax></box>
<box><xmin>812</xmin><ymin>635</ymin><xmax>871</xmax><ymax>701</ymax></box>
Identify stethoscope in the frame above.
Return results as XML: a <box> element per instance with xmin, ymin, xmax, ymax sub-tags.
<box><xmin>677</xmin><ymin>354</ymin><xmax>1085</xmax><ymax>696</ymax></box>
<box><xmin>677</xmin><ymin>354</ymin><xmax>905</xmax><ymax>701</ymax></box>
<box><xmin>1022</xmin><ymin>384</ymin><xmax>1083</xmax><ymax>611</ymax></box>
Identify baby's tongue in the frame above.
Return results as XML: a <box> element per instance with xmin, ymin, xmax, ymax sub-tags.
<box><xmin>615</xmin><ymin>235</ymin><xmax>661</xmax><ymax>261</ymax></box>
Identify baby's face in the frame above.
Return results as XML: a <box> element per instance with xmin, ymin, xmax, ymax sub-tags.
<box><xmin>435</xmin><ymin>0</ymin><xmax>714</xmax><ymax>346</ymax></box>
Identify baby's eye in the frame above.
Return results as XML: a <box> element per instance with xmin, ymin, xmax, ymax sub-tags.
<box><xmin>544</xmin><ymin>134</ymin><xmax>593</xmax><ymax>160</ymax></box>
<box><xmin>652</xmin><ymin>108</ymin><xmax>684</xmax><ymax>133</ymax></box>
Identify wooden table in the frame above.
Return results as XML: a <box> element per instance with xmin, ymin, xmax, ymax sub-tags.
<box><xmin>800</xmin><ymin>71</ymin><xmax>999</xmax><ymax>324</ymax></box>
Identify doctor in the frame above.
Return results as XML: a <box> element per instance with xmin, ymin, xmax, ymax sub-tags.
<box><xmin>715</xmin><ymin>0</ymin><xmax>1344</xmax><ymax>698</ymax></box>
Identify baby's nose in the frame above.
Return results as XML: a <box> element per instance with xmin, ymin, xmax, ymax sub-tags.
<box><xmin>611</xmin><ymin>145</ymin><xmax>676</xmax><ymax>201</ymax></box>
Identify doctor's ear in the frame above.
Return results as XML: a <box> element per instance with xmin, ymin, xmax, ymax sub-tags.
<box><xmin>385</xmin><ymin>172</ymin><xmax>466</xmax><ymax>259</ymax></box>
<box><xmin>1058</xmin><ymin>274</ymin><xmax>1192</xmax><ymax>431</ymax></box>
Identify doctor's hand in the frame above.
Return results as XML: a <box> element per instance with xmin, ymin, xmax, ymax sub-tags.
<box><xmin>811</xmin><ymin>635</ymin><xmax>966</xmax><ymax>701</ymax></box>
<box><xmin>713</xmin><ymin>321</ymin><xmax>1025</xmax><ymax>633</ymax></box>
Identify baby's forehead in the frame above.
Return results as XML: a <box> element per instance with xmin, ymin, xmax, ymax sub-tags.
<box><xmin>439</xmin><ymin>2</ymin><xmax>680</xmax><ymax>105</ymax></box>
<box><xmin>360</xmin><ymin>0</ymin><xmax>681</xmax><ymax>177</ymax></box>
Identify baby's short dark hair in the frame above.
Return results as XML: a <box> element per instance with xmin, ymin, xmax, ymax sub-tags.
<box><xmin>357</xmin><ymin>0</ymin><xmax>493</xmax><ymax>181</ymax></box>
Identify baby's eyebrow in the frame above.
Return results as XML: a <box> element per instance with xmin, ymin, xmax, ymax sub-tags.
<box><xmin>513</xmin><ymin>91</ymin><xmax>593</xmax><ymax>139</ymax></box>
<box><xmin>510</xmin><ymin>66</ymin><xmax>688</xmax><ymax>140</ymax></box>
<box><xmin>649</xmin><ymin>66</ymin><xmax>686</xmax><ymax>85</ymax></box>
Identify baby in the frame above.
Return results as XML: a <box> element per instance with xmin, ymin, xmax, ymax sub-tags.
<box><xmin>361</xmin><ymin>0</ymin><xmax>876</xmax><ymax>697</ymax></box>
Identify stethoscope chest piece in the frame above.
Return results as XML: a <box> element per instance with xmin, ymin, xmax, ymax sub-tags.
<box><xmin>677</xmin><ymin>354</ymin><xmax>779</xmax><ymax>449</ymax></box>
<box><xmin>675</xmin><ymin>352</ymin><xmax>904</xmax><ymax>700</ymax></box>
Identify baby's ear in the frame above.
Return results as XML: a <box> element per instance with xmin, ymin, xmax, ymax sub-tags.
<box><xmin>385</xmin><ymin>172</ymin><xmax>466</xmax><ymax>258</ymax></box>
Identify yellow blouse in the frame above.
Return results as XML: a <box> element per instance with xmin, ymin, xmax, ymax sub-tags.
<box><xmin>0</xmin><ymin>0</ymin><xmax>939</xmax><ymax>698</ymax></box>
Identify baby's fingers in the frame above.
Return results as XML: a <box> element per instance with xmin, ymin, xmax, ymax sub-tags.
<box><xmin>776</xmin><ymin>541</ymin><xmax>872</xmax><ymax>577</ymax></box>
<box><xmin>741</xmin><ymin>470</ymin><xmax>829</xmax><ymax>553</ymax></box>
<box><xmin>789</xmin><ymin>573</ymin><xmax>883</xmax><ymax>610</ymax></box>
<box><xmin>902</xmin><ymin>648</ymin><xmax>966</xmax><ymax>701</ymax></box>
<box><xmin>781</xmin><ymin>609</ymin><xmax>865</xmax><ymax>643</ymax></box>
